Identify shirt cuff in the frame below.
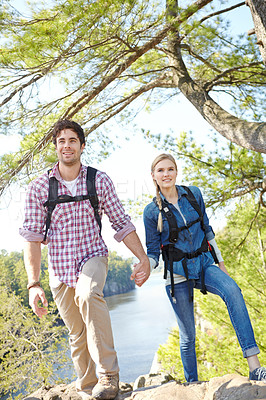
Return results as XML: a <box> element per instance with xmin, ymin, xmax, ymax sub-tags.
<box><xmin>19</xmin><ymin>228</ymin><xmax>44</xmax><ymax>242</ymax></box>
<box><xmin>149</xmin><ymin>257</ymin><xmax>158</xmax><ymax>271</ymax></box>
<box><xmin>208</xmin><ymin>238</ymin><xmax>224</xmax><ymax>263</ymax></box>
<box><xmin>206</xmin><ymin>228</ymin><xmax>215</xmax><ymax>241</ymax></box>
<box><xmin>114</xmin><ymin>222</ymin><xmax>136</xmax><ymax>242</ymax></box>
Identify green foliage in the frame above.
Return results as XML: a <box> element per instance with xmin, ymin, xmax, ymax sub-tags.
<box><xmin>145</xmin><ymin>130</ymin><xmax>266</xmax><ymax>210</ymax></box>
<box><xmin>0</xmin><ymin>247</ymin><xmax>135</xmax><ymax>397</ymax></box>
<box><xmin>0</xmin><ymin>248</ymin><xmax>53</xmax><ymax>307</ymax></box>
<box><xmin>104</xmin><ymin>251</ymin><xmax>135</xmax><ymax>296</ymax></box>
<box><xmin>0</xmin><ymin>278</ymin><xmax>71</xmax><ymax>399</ymax></box>
<box><xmin>128</xmin><ymin>129</ymin><xmax>265</xmax><ymax>226</ymax></box>
<box><xmin>0</xmin><ymin>248</ymin><xmax>71</xmax><ymax>398</ymax></box>
<box><xmin>0</xmin><ymin>0</ymin><xmax>264</xmax><ymax>193</ymax></box>
<box><xmin>157</xmin><ymin>197</ymin><xmax>265</xmax><ymax>382</ymax></box>
<box><xmin>107</xmin><ymin>250</ymin><xmax>133</xmax><ymax>283</ymax></box>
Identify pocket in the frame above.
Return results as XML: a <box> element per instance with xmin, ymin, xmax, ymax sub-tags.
<box><xmin>81</xmin><ymin>256</ymin><xmax>108</xmax><ymax>288</ymax></box>
<box><xmin>51</xmin><ymin>282</ymin><xmax>65</xmax><ymax>300</ymax></box>
<box><xmin>183</xmin><ymin>205</ymin><xmax>199</xmax><ymax>225</ymax></box>
<box><xmin>51</xmin><ymin>204</ymin><xmax>72</xmax><ymax>231</ymax></box>
<box><xmin>78</xmin><ymin>201</ymin><xmax>99</xmax><ymax>231</ymax></box>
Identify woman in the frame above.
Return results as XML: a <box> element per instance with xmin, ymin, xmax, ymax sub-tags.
<box><xmin>142</xmin><ymin>153</ymin><xmax>265</xmax><ymax>382</ymax></box>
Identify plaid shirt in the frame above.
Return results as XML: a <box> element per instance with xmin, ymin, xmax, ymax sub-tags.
<box><xmin>20</xmin><ymin>163</ymin><xmax>135</xmax><ymax>287</ymax></box>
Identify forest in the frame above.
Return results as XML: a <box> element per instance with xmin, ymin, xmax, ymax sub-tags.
<box><xmin>0</xmin><ymin>249</ymin><xmax>134</xmax><ymax>398</ymax></box>
<box><xmin>0</xmin><ymin>0</ymin><xmax>265</xmax><ymax>398</ymax></box>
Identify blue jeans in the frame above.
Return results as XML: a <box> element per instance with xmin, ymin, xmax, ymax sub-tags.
<box><xmin>166</xmin><ymin>265</ymin><xmax>260</xmax><ymax>382</ymax></box>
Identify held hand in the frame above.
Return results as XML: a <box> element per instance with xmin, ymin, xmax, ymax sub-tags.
<box><xmin>130</xmin><ymin>257</ymin><xmax>150</xmax><ymax>287</ymax></box>
<box><xmin>29</xmin><ymin>286</ymin><xmax>48</xmax><ymax>318</ymax></box>
<box><xmin>219</xmin><ymin>261</ymin><xmax>230</xmax><ymax>276</ymax></box>
<box><xmin>134</xmin><ymin>271</ymin><xmax>147</xmax><ymax>286</ymax></box>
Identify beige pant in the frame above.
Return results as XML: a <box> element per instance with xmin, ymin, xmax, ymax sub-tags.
<box><xmin>52</xmin><ymin>256</ymin><xmax>119</xmax><ymax>391</ymax></box>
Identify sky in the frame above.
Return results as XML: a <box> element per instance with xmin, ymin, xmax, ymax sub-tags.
<box><xmin>0</xmin><ymin>1</ymin><xmax>254</xmax><ymax>257</ymax></box>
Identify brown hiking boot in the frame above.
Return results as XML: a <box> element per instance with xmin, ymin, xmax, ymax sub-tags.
<box><xmin>92</xmin><ymin>373</ymin><xmax>119</xmax><ymax>399</ymax></box>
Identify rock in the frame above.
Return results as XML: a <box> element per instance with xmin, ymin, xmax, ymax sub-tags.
<box><xmin>129</xmin><ymin>374</ymin><xmax>266</xmax><ymax>400</ymax></box>
<box><xmin>133</xmin><ymin>373</ymin><xmax>175</xmax><ymax>391</ymax></box>
<box><xmin>23</xmin><ymin>373</ymin><xmax>266</xmax><ymax>400</ymax></box>
<box><xmin>23</xmin><ymin>381</ymin><xmax>80</xmax><ymax>400</ymax></box>
<box><xmin>149</xmin><ymin>353</ymin><xmax>161</xmax><ymax>374</ymax></box>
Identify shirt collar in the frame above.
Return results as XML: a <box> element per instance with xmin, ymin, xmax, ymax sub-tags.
<box><xmin>48</xmin><ymin>162</ymin><xmax>86</xmax><ymax>181</ymax></box>
<box><xmin>177</xmin><ymin>185</ymin><xmax>189</xmax><ymax>198</ymax></box>
<box><xmin>160</xmin><ymin>185</ymin><xmax>187</xmax><ymax>203</ymax></box>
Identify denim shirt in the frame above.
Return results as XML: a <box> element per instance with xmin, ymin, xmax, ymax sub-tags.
<box><xmin>143</xmin><ymin>185</ymin><xmax>215</xmax><ymax>279</ymax></box>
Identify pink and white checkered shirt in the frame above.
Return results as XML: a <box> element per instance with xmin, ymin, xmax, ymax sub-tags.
<box><xmin>19</xmin><ymin>163</ymin><xmax>136</xmax><ymax>287</ymax></box>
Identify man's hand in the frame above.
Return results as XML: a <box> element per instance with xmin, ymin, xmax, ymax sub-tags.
<box><xmin>130</xmin><ymin>257</ymin><xmax>150</xmax><ymax>287</ymax></box>
<box><xmin>29</xmin><ymin>286</ymin><xmax>48</xmax><ymax>318</ymax></box>
<box><xmin>122</xmin><ymin>231</ymin><xmax>150</xmax><ymax>286</ymax></box>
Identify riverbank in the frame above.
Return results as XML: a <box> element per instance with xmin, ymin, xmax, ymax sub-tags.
<box><xmin>103</xmin><ymin>277</ymin><xmax>135</xmax><ymax>297</ymax></box>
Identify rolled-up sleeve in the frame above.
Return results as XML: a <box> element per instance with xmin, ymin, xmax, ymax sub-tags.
<box><xmin>113</xmin><ymin>221</ymin><xmax>136</xmax><ymax>242</ymax></box>
<box><xmin>19</xmin><ymin>179</ymin><xmax>47</xmax><ymax>242</ymax></box>
<box><xmin>19</xmin><ymin>229</ymin><xmax>44</xmax><ymax>242</ymax></box>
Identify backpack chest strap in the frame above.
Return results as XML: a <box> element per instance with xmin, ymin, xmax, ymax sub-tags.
<box><xmin>43</xmin><ymin>166</ymin><xmax>101</xmax><ymax>241</ymax></box>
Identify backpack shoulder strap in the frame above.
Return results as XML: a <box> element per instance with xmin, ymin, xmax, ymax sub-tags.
<box><xmin>182</xmin><ymin>186</ymin><xmax>218</xmax><ymax>264</ymax></box>
<box><xmin>86</xmin><ymin>166</ymin><xmax>102</xmax><ymax>234</ymax></box>
<box><xmin>43</xmin><ymin>171</ymin><xmax>58</xmax><ymax>242</ymax></box>
<box><xmin>153</xmin><ymin>197</ymin><xmax>179</xmax><ymax>243</ymax></box>
<box><xmin>181</xmin><ymin>185</ymin><xmax>207</xmax><ymax>234</ymax></box>
<box><xmin>181</xmin><ymin>186</ymin><xmax>203</xmax><ymax>218</ymax></box>
<box><xmin>47</xmin><ymin>176</ymin><xmax>58</xmax><ymax>205</ymax></box>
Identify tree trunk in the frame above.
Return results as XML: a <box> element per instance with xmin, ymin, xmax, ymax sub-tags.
<box><xmin>166</xmin><ymin>30</ymin><xmax>266</xmax><ymax>153</ymax></box>
<box><xmin>246</xmin><ymin>0</ymin><xmax>266</xmax><ymax>66</ymax></box>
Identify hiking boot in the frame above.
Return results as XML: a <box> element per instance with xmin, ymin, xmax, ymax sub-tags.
<box><xmin>92</xmin><ymin>373</ymin><xmax>119</xmax><ymax>399</ymax></box>
<box><xmin>249</xmin><ymin>366</ymin><xmax>266</xmax><ymax>381</ymax></box>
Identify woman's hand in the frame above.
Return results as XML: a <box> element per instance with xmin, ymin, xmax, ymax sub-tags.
<box><xmin>218</xmin><ymin>261</ymin><xmax>230</xmax><ymax>276</ymax></box>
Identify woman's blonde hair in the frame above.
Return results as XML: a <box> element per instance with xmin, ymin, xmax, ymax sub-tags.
<box><xmin>151</xmin><ymin>154</ymin><xmax>178</xmax><ymax>232</ymax></box>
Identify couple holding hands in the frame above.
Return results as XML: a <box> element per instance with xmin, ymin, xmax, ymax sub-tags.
<box><xmin>20</xmin><ymin>119</ymin><xmax>265</xmax><ymax>400</ymax></box>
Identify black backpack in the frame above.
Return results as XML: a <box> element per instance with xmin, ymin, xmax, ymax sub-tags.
<box><xmin>43</xmin><ymin>166</ymin><xmax>101</xmax><ymax>241</ymax></box>
<box><xmin>154</xmin><ymin>186</ymin><xmax>218</xmax><ymax>300</ymax></box>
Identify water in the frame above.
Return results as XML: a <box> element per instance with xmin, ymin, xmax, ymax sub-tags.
<box><xmin>59</xmin><ymin>272</ymin><xmax>177</xmax><ymax>384</ymax></box>
<box><xmin>106</xmin><ymin>272</ymin><xmax>177</xmax><ymax>383</ymax></box>
<box><xmin>3</xmin><ymin>273</ymin><xmax>176</xmax><ymax>399</ymax></box>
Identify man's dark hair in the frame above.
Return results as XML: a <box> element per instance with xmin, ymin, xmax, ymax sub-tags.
<box><xmin>52</xmin><ymin>119</ymin><xmax>85</xmax><ymax>146</ymax></box>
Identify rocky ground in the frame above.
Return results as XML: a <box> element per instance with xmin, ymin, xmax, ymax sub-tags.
<box><xmin>24</xmin><ymin>372</ymin><xmax>266</xmax><ymax>400</ymax></box>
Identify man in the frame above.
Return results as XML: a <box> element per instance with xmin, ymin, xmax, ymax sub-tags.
<box><xmin>19</xmin><ymin>119</ymin><xmax>150</xmax><ymax>400</ymax></box>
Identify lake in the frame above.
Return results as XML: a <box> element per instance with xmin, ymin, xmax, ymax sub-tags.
<box><xmin>64</xmin><ymin>272</ymin><xmax>177</xmax><ymax>384</ymax></box>
<box><xmin>106</xmin><ymin>272</ymin><xmax>177</xmax><ymax>382</ymax></box>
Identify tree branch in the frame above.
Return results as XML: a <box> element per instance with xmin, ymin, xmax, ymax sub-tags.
<box><xmin>236</xmin><ymin>202</ymin><xmax>261</xmax><ymax>248</ymax></box>
<box><xmin>204</xmin><ymin>62</ymin><xmax>265</xmax><ymax>91</ymax></box>
<box><xmin>166</xmin><ymin>14</ymin><xmax>266</xmax><ymax>152</ymax></box>
<box><xmin>199</xmin><ymin>2</ymin><xmax>246</xmax><ymax>24</ymax></box>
